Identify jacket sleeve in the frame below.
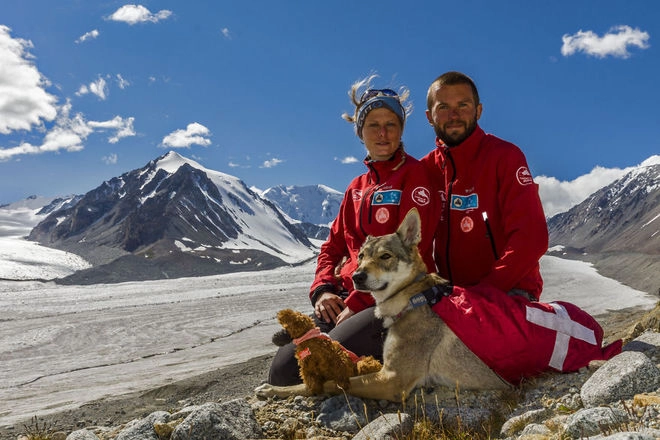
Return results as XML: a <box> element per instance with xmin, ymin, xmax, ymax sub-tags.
<box><xmin>309</xmin><ymin>190</ymin><xmax>351</xmax><ymax>305</ymax></box>
<box><xmin>480</xmin><ymin>147</ymin><xmax>548</xmax><ymax>295</ymax></box>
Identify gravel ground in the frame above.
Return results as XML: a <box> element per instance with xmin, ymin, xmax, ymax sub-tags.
<box><xmin>0</xmin><ymin>304</ymin><xmax>655</xmax><ymax>440</ymax></box>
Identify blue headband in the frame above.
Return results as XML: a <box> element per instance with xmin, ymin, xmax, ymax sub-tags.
<box><xmin>356</xmin><ymin>96</ymin><xmax>406</xmax><ymax>138</ymax></box>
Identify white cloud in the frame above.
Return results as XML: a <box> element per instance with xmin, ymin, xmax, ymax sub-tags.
<box><xmin>0</xmin><ymin>100</ymin><xmax>136</xmax><ymax>161</ymax></box>
<box><xmin>108</xmin><ymin>5</ymin><xmax>172</xmax><ymax>25</ymax></box>
<box><xmin>76</xmin><ymin>76</ymin><xmax>108</xmax><ymax>100</ymax></box>
<box><xmin>0</xmin><ymin>100</ymin><xmax>89</xmax><ymax>160</ymax></box>
<box><xmin>338</xmin><ymin>156</ymin><xmax>359</xmax><ymax>164</ymax></box>
<box><xmin>116</xmin><ymin>74</ymin><xmax>130</xmax><ymax>89</ymax></box>
<box><xmin>161</xmin><ymin>122</ymin><xmax>211</xmax><ymax>148</ymax></box>
<box><xmin>561</xmin><ymin>25</ymin><xmax>650</xmax><ymax>59</ymax></box>
<box><xmin>88</xmin><ymin>116</ymin><xmax>136</xmax><ymax>144</ymax></box>
<box><xmin>89</xmin><ymin>77</ymin><xmax>108</xmax><ymax>100</ymax></box>
<box><xmin>537</xmin><ymin>165</ymin><xmax>634</xmax><ymax>217</ymax></box>
<box><xmin>0</xmin><ymin>25</ymin><xmax>58</xmax><ymax>134</ymax></box>
<box><xmin>102</xmin><ymin>153</ymin><xmax>118</xmax><ymax>165</ymax></box>
<box><xmin>261</xmin><ymin>158</ymin><xmax>283</xmax><ymax>168</ymax></box>
<box><xmin>76</xmin><ymin>85</ymin><xmax>89</xmax><ymax>96</ymax></box>
<box><xmin>0</xmin><ymin>29</ymin><xmax>135</xmax><ymax>161</ymax></box>
<box><xmin>221</xmin><ymin>28</ymin><xmax>231</xmax><ymax>39</ymax></box>
<box><xmin>75</xmin><ymin>29</ymin><xmax>99</xmax><ymax>44</ymax></box>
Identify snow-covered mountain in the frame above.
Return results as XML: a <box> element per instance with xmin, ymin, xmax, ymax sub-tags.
<box><xmin>257</xmin><ymin>184</ymin><xmax>342</xmax><ymax>241</ymax></box>
<box><xmin>0</xmin><ymin>195</ymin><xmax>80</xmax><ymax>238</ymax></box>
<box><xmin>28</xmin><ymin>151</ymin><xmax>317</xmax><ymax>284</ymax></box>
<box><xmin>548</xmin><ymin>161</ymin><xmax>660</xmax><ymax>294</ymax></box>
<box><xmin>259</xmin><ymin>184</ymin><xmax>342</xmax><ymax>226</ymax></box>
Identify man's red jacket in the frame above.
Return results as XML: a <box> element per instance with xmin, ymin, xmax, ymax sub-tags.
<box><xmin>420</xmin><ymin>125</ymin><xmax>548</xmax><ymax>299</ymax></box>
<box><xmin>432</xmin><ymin>284</ymin><xmax>622</xmax><ymax>384</ymax></box>
<box><xmin>310</xmin><ymin>148</ymin><xmax>438</xmax><ymax>313</ymax></box>
<box><xmin>422</xmin><ymin>126</ymin><xmax>620</xmax><ymax>382</ymax></box>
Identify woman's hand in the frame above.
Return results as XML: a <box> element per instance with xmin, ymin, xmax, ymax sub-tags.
<box><xmin>335</xmin><ymin>307</ymin><xmax>355</xmax><ymax>326</ymax></box>
<box><xmin>314</xmin><ymin>292</ymin><xmax>345</xmax><ymax>324</ymax></box>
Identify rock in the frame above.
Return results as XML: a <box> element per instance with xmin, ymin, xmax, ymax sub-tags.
<box><xmin>591</xmin><ymin>432</ymin><xmax>660</xmax><ymax>440</ymax></box>
<box><xmin>316</xmin><ymin>394</ymin><xmax>367</xmax><ymax>433</ymax></box>
<box><xmin>170</xmin><ymin>400</ymin><xmax>262</xmax><ymax>440</ymax></box>
<box><xmin>353</xmin><ymin>413</ymin><xmax>413</xmax><ymax>440</ymax></box>
<box><xmin>623</xmin><ymin>330</ymin><xmax>660</xmax><ymax>360</ymax></box>
<box><xmin>115</xmin><ymin>411</ymin><xmax>170</xmax><ymax>440</ymax></box>
<box><xmin>563</xmin><ymin>406</ymin><xmax>629</xmax><ymax>438</ymax></box>
<box><xmin>580</xmin><ymin>351</ymin><xmax>660</xmax><ymax>407</ymax></box>
<box><xmin>500</xmin><ymin>408</ymin><xmax>553</xmax><ymax>437</ymax></box>
<box><xmin>65</xmin><ymin>429</ymin><xmax>100</xmax><ymax>440</ymax></box>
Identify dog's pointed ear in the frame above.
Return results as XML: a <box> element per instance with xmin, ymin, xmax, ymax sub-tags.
<box><xmin>397</xmin><ymin>208</ymin><xmax>421</xmax><ymax>248</ymax></box>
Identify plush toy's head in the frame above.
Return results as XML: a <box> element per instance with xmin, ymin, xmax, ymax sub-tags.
<box><xmin>276</xmin><ymin>308</ymin><xmax>316</xmax><ymax>340</ymax></box>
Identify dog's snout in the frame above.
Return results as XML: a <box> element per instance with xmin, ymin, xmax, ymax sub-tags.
<box><xmin>352</xmin><ymin>270</ymin><xmax>367</xmax><ymax>286</ymax></box>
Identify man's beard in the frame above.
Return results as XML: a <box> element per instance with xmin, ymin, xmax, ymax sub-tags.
<box><xmin>434</xmin><ymin>118</ymin><xmax>477</xmax><ymax>147</ymax></box>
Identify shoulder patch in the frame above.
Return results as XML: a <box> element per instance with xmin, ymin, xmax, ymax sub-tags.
<box><xmin>516</xmin><ymin>167</ymin><xmax>534</xmax><ymax>186</ymax></box>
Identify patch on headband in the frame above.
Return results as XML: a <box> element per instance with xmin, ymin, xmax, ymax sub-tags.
<box><xmin>356</xmin><ymin>96</ymin><xmax>405</xmax><ymax>138</ymax></box>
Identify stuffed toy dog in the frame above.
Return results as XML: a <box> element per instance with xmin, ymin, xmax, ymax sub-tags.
<box><xmin>274</xmin><ymin>308</ymin><xmax>382</xmax><ymax>394</ymax></box>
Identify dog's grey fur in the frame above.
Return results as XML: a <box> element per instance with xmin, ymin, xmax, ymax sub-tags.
<box><xmin>256</xmin><ymin>208</ymin><xmax>508</xmax><ymax>402</ymax></box>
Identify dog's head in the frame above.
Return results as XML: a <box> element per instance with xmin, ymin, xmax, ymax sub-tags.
<box><xmin>352</xmin><ymin>208</ymin><xmax>427</xmax><ymax>302</ymax></box>
<box><xmin>276</xmin><ymin>308</ymin><xmax>316</xmax><ymax>339</ymax></box>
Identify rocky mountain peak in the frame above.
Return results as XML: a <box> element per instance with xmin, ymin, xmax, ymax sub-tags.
<box><xmin>28</xmin><ymin>152</ymin><xmax>316</xmax><ymax>284</ymax></box>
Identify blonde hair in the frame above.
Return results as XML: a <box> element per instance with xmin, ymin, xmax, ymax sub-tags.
<box><xmin>341</xmin><ymin>74</ymin><xmax>413</xmax><ymax>134</ymax></box>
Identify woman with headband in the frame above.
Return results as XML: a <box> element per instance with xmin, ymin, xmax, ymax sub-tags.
<box><xmin>267</xmin><ymin>74</ymin><xmax>439</xmax><ymax>387</ymax></box>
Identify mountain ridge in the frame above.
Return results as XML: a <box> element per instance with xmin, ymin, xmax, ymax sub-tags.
<box><xmin>28</xmin><ymin>151</ymin><xmax>318</xmax><ymax>284</ymax></box>
<box><xmin>548</xmin><ymin>162</ymin><xmax>660</xmax><ymax>294</ymax></box>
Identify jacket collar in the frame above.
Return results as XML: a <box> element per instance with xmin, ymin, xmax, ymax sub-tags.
<box><xmin>435</xmin><ymin>125</ymin><xmax>485</xmax><ymax>164</ymax></box>
<box><xmin>364</xmin><ymin>147</ymin><xmax>407</xmax><ymax>182</ymax></box>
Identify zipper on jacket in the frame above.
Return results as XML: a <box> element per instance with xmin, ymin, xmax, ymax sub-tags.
<box><xmin>359</xmin><ymin>163</ymin><xmax>381</xmax><ymax>237</ymax></box>
<box><xmin>445</xmin><ymin>150</ymin><xmax>456</xmax><ymax>284</ymax></box>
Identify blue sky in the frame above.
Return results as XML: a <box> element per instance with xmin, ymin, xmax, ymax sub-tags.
<box><xmin>0</xmin><ymin>1</ymin><xmax>657</xmax><ymax>215</ymax></box>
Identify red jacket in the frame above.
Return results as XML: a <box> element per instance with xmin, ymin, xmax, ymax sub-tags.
<box><xmin>310</xmin><ymin>148</ymin><xmax>438</xmax><ymax>313</ymax></box>
<box><xmin>422</xmin><ymin>127</ymin><xmax>620</xmax><ymax>384</ymax></box>
<box><xmin>421</xmin><ymin>125</ymin><xmax>548</xmax><ymax>299</ymax></box>
<box><xmin>432</xmin><ymin>285</ymin><xmax>622</xmax><ymax>384</ymax></box>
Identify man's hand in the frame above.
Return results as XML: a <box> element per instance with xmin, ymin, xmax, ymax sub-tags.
<box><xmin>314</xmin><ymin>292</ymin><xmax>345</xmax><ymax>324</ymax></box>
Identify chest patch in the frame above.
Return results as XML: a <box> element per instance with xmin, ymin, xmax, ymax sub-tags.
<box><xmin>372</xmin><ymin>190</ymin><xmax>402</xmax><ymax>205</ymax></box>
<box><xmin>451</xmin><ymin>193</ymin><xmax>478</xmax><ymax>211</ymax></box>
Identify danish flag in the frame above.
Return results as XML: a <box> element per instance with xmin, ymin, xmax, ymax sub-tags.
<box><xmin>432</xmin><ymin>284</ymin><xmax>622</xmax><ymax>384</ymax></box>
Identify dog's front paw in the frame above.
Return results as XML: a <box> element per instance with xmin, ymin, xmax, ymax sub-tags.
<box><xmin>254</xmin><ymin>383</ymin><xmax>275</xmax><ymax>399</ymax></box>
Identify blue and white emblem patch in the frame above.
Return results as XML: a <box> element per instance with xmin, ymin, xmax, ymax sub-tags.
<box><xmin>450</xmin><ymin>193</ymin><xmax>478</xmax><ymax>211</ymax></box>
<box><xmin>372</xmin><ymin>190</ymin><xmax>402</xmax><ymax>205</ymax></box>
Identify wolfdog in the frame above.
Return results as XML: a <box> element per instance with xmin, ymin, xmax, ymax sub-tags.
<box><xmin>256</xmin><ymin>208</ymin><xmax>508</xmax><ymax>402</ymax></box>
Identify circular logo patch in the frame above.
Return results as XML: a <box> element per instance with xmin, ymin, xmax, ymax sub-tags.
<box><xmin>460</xmin><ymin>216</ymin><xmax>474</xmax><ymax>233</ymax></box>
<box><xmin>516</xmin><ymin>166</ymin><xmax>534</xmax><ymax>186</ymax></box>
<box><xmin>411</xmin><ymin>186</ymin><xmax>431</xmax><ymax>206</ymax></box>
<box><xmin>375</xmin><ymin>207</ymin><xmax>390</xmax><ymax>224</ymax></box>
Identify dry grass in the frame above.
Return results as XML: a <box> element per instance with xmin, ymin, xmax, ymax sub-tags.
<box><xmin>22</xmin><ymin>416</ymin><xmax>57</xmax><ymax>440</ymax></box>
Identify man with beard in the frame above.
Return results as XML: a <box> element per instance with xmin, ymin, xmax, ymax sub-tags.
<box><xmin>421</xmin><ymin>70</ymin><xmax>548</xmax><ymax>301</ymax></box>
<box><xmin>417</xmin><ymin>72</ymin><xmax>595</xmax><ymax>383</ymax></box>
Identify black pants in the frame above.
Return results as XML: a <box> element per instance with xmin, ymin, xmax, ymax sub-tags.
<box><xmin>267</xmin><ymin>307</ymin><xmax>386</xmax><ymax>386</ymax></box>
